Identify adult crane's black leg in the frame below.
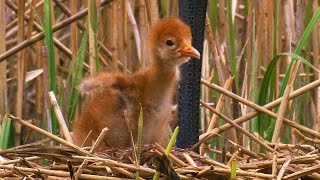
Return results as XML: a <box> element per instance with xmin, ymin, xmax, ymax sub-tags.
<box><xmin>177</xmin><ymin>0</ymin><xmax>207</xmax><ymax>151</ymax></box>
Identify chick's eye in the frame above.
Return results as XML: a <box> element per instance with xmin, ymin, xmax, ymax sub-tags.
<box><xmin>165</xmin><ymin>39</ymin><xmax>174</xmax><ymax>46</ymax></box>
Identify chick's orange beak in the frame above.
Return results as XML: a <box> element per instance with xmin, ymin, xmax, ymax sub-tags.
<box><xmin>178</xmin><ymin>44</ymin><xmax>201</xmax><ymax>59</ymax></box>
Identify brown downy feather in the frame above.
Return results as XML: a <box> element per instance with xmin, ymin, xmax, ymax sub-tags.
<box><xmin>73</xmin><ymin>17</ymin><xmax>200</xmax><ymax>149</ymax></box>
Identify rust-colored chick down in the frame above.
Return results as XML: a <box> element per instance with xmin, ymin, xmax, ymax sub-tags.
<box><xmin>73</xmin><ymin>17</ymin><xmax>200</xmax><ymax>149</ymax></box>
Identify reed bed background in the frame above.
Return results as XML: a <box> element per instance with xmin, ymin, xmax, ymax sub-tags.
<box><xmin>0</xmin><ymin>0</ymin><xmax>320</xmax><ymax>174</ymax></box>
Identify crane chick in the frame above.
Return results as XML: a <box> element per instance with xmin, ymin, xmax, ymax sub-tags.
<box><xmin>73</xmin><ymin>17</ymin><xmax>200</xmax><ymax>149</ymax></box>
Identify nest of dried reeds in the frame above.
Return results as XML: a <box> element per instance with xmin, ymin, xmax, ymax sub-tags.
<box><xmin>1</xmin><ymin>115</ymin><xmax>320</xmax><ymax>180</ymax></box>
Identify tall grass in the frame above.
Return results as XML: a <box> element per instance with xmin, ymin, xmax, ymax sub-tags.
<box><xmin>153</xmin><ymin>127</ymin><xmax>179</xmax><ymax>180</ymax></box>
<box><xmin>0</xmin><ymin>117</ymin><xmax>14</xmax><ymax>149</ymax></box>
<box><xmin>258</xmin><ymin>8</ymin><xmax>320</xmax><ymax>141</ymax></box>
<box><xmin>230</xmin><ymin>159</ymin><xmax>237</xmax><ymax>180</ymax></box>
<box><xmin>67</xmin><ymin>31</ymin><xmax>88</xmax><ymax>125</ymax></box>
<box><xmin>44</xmin><ymin>0</ymin><xmax>58</xmax><ymax>134</ymax></box>
<box><xmin>135</xmin><ymin>106</ymin><xmax>143</xmax><ymax>179</ymax></box>
<box><xmin>227</xmin><ymin>0</ymin><xmax>236</xmax><ymax>76</ymax></box>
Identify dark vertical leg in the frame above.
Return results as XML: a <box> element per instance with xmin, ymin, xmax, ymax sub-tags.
<box><xmin>177</xmin><ymin>0</ymin><xmax>207</xmax><ymax>150</ymax></box>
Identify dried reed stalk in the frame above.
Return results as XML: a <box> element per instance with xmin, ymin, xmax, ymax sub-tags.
<box><xmin>126</xmin><ymin>0</ymin><xmax>141</xmax><ymax>65</ymax></box>
<box><xmin>111</xmin><ymin>0</ymin><xmax>119</xmax><ymax>70</ymax></box>
<box><xmin>200</xmin><ymin>100</ymin><xmax>274</xmax><ymax>152</ymax></box>
<box><xmin>15</xmin><ymin>0</ymin><xmax>26</xmax><ymax>146</ymax></box>
<box><xmin>70</xmin><ymin>0</ymin><xmax>78</xmax><ymax>61</ymax></box>
<box><xmin>272</xmin><ymin>60</ymin><xmax>300</xmax><ymax>143</ymax></box>
<box><xmin>8</xmin><ymin>114</ymin><xmax>90</xmax><ymax>156</ymax></box>
<box><xmin>200</xmin><ymin>77</ymin><xmax>233</xmax><ymax>156</ymax></box>
<box><xmin>0</xmin><ymin>0</ymin><xmax>7</xmax><ymax>117</ymax></box>
<box><xmin>311</xmin><ymin>0</ymin><xmax>320</xmax><ymax>137</ymax></box>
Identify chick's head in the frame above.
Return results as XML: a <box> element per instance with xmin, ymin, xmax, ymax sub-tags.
<box><xmin>149</xmin><ymin>17</ymin><xmax>200</xmax><ymax>67</ymax></box>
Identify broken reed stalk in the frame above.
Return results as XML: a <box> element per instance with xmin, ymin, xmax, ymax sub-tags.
<box><xmin>182</xmin><ymin>153</ymin><xmax>198</xmax><ymax>167</ymax></box>
<box><xmin>226</xmin><ymin>150</ymin><xmax>239</xmax><ymax>167</ymax></box>
<box><xmin>74</xmin><ymin>127</ymin><xmax>109</xmax><ymax>179</ymax></box>
<box><xmin>48</xmin><ymin>91</ymin><xmax>73</xmax><ymax>143</ymax></box>
<box><xmin>8</xmin><ymin>114</ymin><xmax>90</xmax><ymax>156</ymax></box>
<box><xmin>272</xmin><ymin>60</ymin><xmax>301</xmax><ymax>143</ymax></box>
<box><xmin>277</xmin><ymin>155</ymin><xmax>293</xmax><ymax>180</ymax></box>
<box><xmin>277</xmin><ymin>140</ymin><xmax>304</xmax><ymax>179</ymax></box>
<box><xmin>292</xmin><ymin>128</ymin><xmax>320</xmax><ymax>144</ymax></box>
<box><xmin>272</xmin><ymin>146</ymin><xmax>278</xmax><ymax>177</ymax></box>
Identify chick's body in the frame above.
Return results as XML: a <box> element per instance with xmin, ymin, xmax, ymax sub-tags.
<box><xmin>73</xmin><ymin>17</ymin><xmax>200</xmax><ymax>149</ymax></box>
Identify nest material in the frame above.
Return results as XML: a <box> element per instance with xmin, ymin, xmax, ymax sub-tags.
<box><xmin>1</xmin><ymin>137</ymin><xmax>320</xmax><ymax>180</ymax></box>
<box><xmin>1</xmin><ymin>115</ymin><xmax>320</xmax><ymax>179</ymax></box>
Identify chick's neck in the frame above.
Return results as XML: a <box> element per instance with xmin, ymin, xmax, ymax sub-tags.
<box><xmin>140</xmin><ymin>58</ymin><xmax>179</xmax><ymax>139</ymax></box>
<box><xmin>148</xmin><ymin>58</ymin><xmax>180</xmax><ymax>84</ymax></box>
